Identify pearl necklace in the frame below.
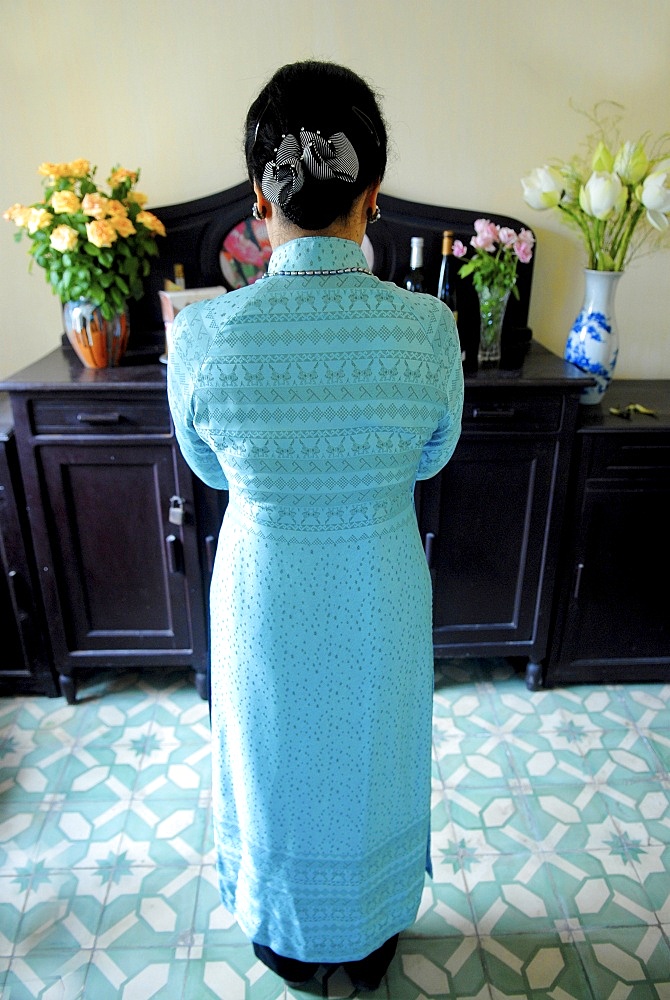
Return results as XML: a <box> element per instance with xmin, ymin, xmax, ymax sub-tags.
<box><xmin>265</xmin><ymin>266</ymin><xmax>373</xmax><ymax>277</ymax></box>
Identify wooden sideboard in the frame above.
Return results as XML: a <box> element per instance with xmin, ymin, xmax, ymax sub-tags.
<box><xmin>545</xmin><ymin>379</ymin><xmax>670</xmax><ymax>686</ymax></box>
<box><xmin>0</xmin><ymin>352</ymin><xmax>211</xmax><ymax>703</ymax></box>
<box><xmin>0</xmin><ymin>340</ymin><xmax>592</xmax><ymax>700</ymax></box>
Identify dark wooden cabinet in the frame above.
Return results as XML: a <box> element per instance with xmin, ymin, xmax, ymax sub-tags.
<box><xmin>0</xmin><ymin>351</ymin><xmax>210</xmax><ymax>703</ymax></box>
<box><xmin>0</xmin><ymin>395</ymin><xmax>57</xmax><ymax>695</ymax></box>
<box><xmin>416</xmin><ymin>345</ymin><xmax>587</xmax><ymax>688</ymax></box>
<box><xmin>546</xmin><ymin>380</ymin><xmax>670</xmax><ymax>686</ymax></box>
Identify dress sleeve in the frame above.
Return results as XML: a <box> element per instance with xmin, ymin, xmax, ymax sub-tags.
<box><xmin>167</xmin><ymin>305</ymin><xmax>229</xmax><ymax>491</ymax></box>
<box><xmin>415</xmin><ymin>302</ymin><xmax>464</xmax><ymax>481</ymax></box>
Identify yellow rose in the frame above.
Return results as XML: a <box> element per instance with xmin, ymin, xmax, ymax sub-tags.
<box><xmin>67</xmin><ymin>159</ymin><xmax>90</xmax><ymax>178</ymax></box>
<box><xmin>38</xmin><ymin>161</ymin><xmax>67</xmax><ymax>178</ymax></box>
<box><xmin>110</xmin><ymin>215</ymin><xmax>136</xmax><ymax>237</ymax></box>
<box><xmin>109</xmin><ymin>167</ymin><xmax>138</xmax><ymax>187</ymax></box>
<box><xmin>81</xmin><ymin>193</ymin><xmax>109</xmax><ymax>218</ymax></box>
<box><xmin>105</xmin><ymin>199</ymin><xmax>128</xmax><ymax>217</ymax></box>
<box><xmin>38</xmin><ymin>159</ymin><xmax>90</xmax><ymax>179</ymax></box>
<box><xmin>136</xmin><ymin>210</ymin><xmax>166</xmax><ymax>237</ymax></box>
<box><xmin>27</xmin><ymin>207</ymin><xmax>53</xmax><ymax>233</ymax></box>
<box><xmin>50</xmin><ymin>225</ymin><xmax>79</xmax><ymax>252</ymax></box>
<box><xmin>126</xmin><ymin>190</ymin><xmax>148</xmax><ymax>207</ymax></box>
<box><xmin>85</xmin><ymin>219</ymin><xmax>117</xmax><ymax>248</ymax></box>
<box><xmin>51</xmin><ymin>190</ymin><xmax>81</xmax><ymax>214</ymax></box>
<box><xmin>3</xmin><ymin>203</ymin><xmax>32</xmax><ymax>227</ymax></box>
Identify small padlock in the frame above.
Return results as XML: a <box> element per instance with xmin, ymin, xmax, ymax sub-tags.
<box><xmin>169</xmin><ymin>495</ymin><xmax>185</xmax><ymax>526</ymax></box>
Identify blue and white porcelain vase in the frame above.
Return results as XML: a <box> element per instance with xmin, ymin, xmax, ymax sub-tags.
<box><xmin>564</xmin><ymin>268</ymin><xmax>623</xmax><ymax>405</ymax></box>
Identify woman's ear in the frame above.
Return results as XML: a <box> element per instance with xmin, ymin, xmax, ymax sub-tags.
<box><xmin>253</xmin><ymin>181</ymin><xmax>272</xmax><ymax>220</ymax></box>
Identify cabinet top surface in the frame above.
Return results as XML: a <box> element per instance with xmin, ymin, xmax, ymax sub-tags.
<box><xmin>0</xmin><ymin>341</ymin><xmax>592</xmax><ymax>396</ymax></box>
<box><xmin>578</xmin><ymin>380</ymin><xmax>670</xmax><ymax>432</ymax></box>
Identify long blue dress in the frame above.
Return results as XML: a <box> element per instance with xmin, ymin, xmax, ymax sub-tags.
<box><xmin>167</xmin><ymin>235</ymin><xmax>463</xmax><ymax>963</ymax></box>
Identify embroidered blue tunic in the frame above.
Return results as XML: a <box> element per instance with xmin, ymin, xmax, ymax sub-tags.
<box><xmin>167</xmin><ymin>236</ymin><xmax>463</xmax><ymax>963</ymax></box>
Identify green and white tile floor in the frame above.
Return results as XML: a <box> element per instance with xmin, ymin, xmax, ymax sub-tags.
<box><xmin>1</xmin><ymin>658</ymin><xmax>669</xmax><ymax>999</ymax></box>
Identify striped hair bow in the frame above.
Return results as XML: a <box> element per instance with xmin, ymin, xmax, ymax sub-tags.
<box><xmin>261</xmin><ymin>129</ymin><xmax>359</xmax><ymax>207</ymax></box>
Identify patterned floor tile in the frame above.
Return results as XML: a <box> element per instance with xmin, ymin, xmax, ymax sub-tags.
<box><xmin>631</xmin><ymin>841</ymin><xmax>670</xmax><ymax>922</ymax></box>
<box><xmin>605</xmin><ymin>778</ymin><xmax>670</xmax><ymax>844</ymax></box>
<box><xmin>192</xmin><ymin>865</ymin><xmax>250</xmax><ymax>946</ymax></box>
<box><xmin>85</xmin><ymin>945</ymin><xmax>188</xmax><ymax>999</ymax></box>
<box><xmin>117</xmin><ymin>797</ymin><xmax>210</xmax><ymax>866</ymax></box>
<box><xmin>386</xmin><ymin>935</ymin><xmax>490</xmax><ymax>999</ymax></box>
<box><xmin>95</xmin><ymin>864</ymin><xmax>201</xmax><ymax>951</ymax></box>
<box><xmin>519</xmin><ymin>782</ymin><xmax>616</xmax><ymax>849</ymax></box>
<box><xmin>479</xmin><ymin>932</ymin><xmax>595</xmax><ymax>998</ymax></box>
<box><xmin>13</xmin><ymin>868</ymin><xmax>108</xmax><ymax>956</ymax></box>
<box><xmin>434</xmin><ymin>734</ymin><xmax>514</xmax><ymax>790</ymax></box>
<box><xmin>580</xmin><ymin>727</ymin><xmax>665</xmax><ymax>783</ymax></box>
<box><xmin>574</xmin><ymin>924</ymin><xmax>670</xmax><ymax>996</ymax></box>
<box><xmin>3</xmin><ymin>661</ymin><xmax>670</xmax><ymax>999</ymax></box>
<box><xmin>466</xmin><ymin>855</ymin><xmax>565</xmax><ymax>935</ymax></box>
<box><xmin>182</xmin><ymin>944</ymin><xmax>286</xmax><ymax>1000</ymax></box>
<box><xmin>620</xmin><ymin>684</ymin><xmax>670</xmax><ymax>730</ymax></box>
<box><xmin>0</xmin><ymin>808</ymin><xmax>49</xmax><ymax>871</ymax></box>
<box><xmin>0</xmin><ymin>874</ymin><xmax>29</xmax><ymax>957</ymax></box>
<box><xmin>441</xmin><ymin>785</ymin><xmax>535</xmax><ymax>856</ymax></box>
<box><xmin>409</xmin><ymin>878</ymin><xmax>476</xmax><ymax>938</ymax></box>
<box><xmin>544</xmin><ymin>847</ymin><xmax>659</xmax><ymax>929</ymax></box>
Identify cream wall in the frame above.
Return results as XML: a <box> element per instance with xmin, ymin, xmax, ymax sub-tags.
<box><xmin>1</xmin><ymin>0</ymin><xmax>669</xmax><ymax>380</ymax></box>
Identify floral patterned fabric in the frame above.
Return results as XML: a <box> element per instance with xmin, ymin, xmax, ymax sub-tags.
<box><xmin>167</xmin><ymin>235</ymin><xmax>463</xmax><ymax>963</ymax></box>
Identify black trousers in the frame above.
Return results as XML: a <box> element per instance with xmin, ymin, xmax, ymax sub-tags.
<box><xmin>252</xmin><ymin>933</ymin><xmax>400</xmax><ymax>987</ymax></box>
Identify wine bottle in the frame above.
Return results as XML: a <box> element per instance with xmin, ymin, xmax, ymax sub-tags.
<box><xmin>404</xmin><ymin>236</ymin><xmax>425</xmax><ymax>293</ymax></box>
<box><xmin>437</xmin><ymin>231</ymin><xmax>458</xmax><ymax>322</ymax></box>
<box><xmin>437</xmin><ymin>230</ymin><xmax>465</xmax><ymax>362</ymax></box>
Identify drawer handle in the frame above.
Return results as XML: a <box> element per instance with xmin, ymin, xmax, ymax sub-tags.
<box><xmin>165</xmin><ymin>534</ymin><xmax>183</xmax><ymax>574</ymax></box>
<box><xmin>424</xmin><ymin>531</ymin><xmax>435</xmax><ymax>568</ymax></box>
<box><xmin>573</xmin><ymin>562</ymin><xmax>584</xmax><ymax>600</ymax></box>
<box><xmin>472</xmin><ymin>407</ymin><xmax>516</xmax><ymax>419</ymax></box>
<box><xmin>76</xmin><ymin>411</ymin><xmax>122</xmax><ymax>424</ymax></box>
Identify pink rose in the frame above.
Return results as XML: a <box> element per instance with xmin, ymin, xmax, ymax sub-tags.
<box><xmin>471</xmin><ymin>218</ymin><xmax>499</xmax><ymax>252</ymax></box>
<box><xmin>514</xmin><ymin>240</ymin><xmax>533</xmax><ymax>264</ymax></box>
<box><xmin>452</xmin><ymin>240</ymin><xmax>468</xmax><ymax>258</ymax></box>
<box><xmin>498</xmin><ymin>227</ymin><xmax>517</xmax><ymax>246</ymax></box>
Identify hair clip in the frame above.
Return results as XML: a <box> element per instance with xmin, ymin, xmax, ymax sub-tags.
<box><xmin>352</xmin><ymin>105</ymin><xmax>381</xmax><ymax>147</ymax></box>
<box><xmin>252</xmin><ymin>99</ymin><xmax>272</xmax><ymax>151</ymax></box>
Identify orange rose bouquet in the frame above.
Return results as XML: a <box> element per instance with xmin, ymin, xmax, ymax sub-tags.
<box><xmin>4</xmin><ymin>159</ymin><xmax>165</xmax><ymax>319</ymax></box>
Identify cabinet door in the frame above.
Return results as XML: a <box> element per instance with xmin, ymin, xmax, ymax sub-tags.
<box><xmin>36</xmin><ymin>441</ymin><xmax>198</xmax><ymax>660</ymax></box>
<box><xmin>0</xmin><ymin>433</ymin><xmax>57</xmax><ymax>695</ymax></box>
<box><xmin>557</xmin><ymin>482</ymin><xmax>670</xmax><ymax>673</ymax></box>
<box><xmin>422</xmin><ymin>435</ymin><xmax>556</xmax><ymax>654</ymax></box>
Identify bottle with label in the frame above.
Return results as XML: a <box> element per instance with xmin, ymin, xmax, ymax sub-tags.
<box><xmin>174</xmin><ymin>263</ymin><xmax>186</xmax><ymax>290</ymax></box>
<box><xmin>437</xmin><ymin>231</ymin><xmax>458</xmax><ymax>322</ymax></box>
<box><xmin>404</xmin><ymin>236</ymin><xmax>425</xmax><ymax>293</ymax></box>
<box><xmin>436</xmin><ymin>230</ymin><xmax>464</xmax><ymax>361</ymax></box>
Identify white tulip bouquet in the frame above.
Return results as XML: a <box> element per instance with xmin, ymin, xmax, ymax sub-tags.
<box><xmin>521</xmin><ymin>102</ymin><xmax>670</xmax><ymax>271</ymax></box>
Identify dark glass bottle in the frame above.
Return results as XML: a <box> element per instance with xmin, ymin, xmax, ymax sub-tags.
<box><xmin>437</xmin><ymin>230</ymin><xmax>465</xmax><ymax>361</ymax></box>
<box><xmin>437</xmin><ymin>231</ymin><xmax>458</xmax><ymax>321</ymax></box>
<box><xmin>404</xmin><ymin>236</ymin><xmax>425</xmax><ymax>292</ymax></box>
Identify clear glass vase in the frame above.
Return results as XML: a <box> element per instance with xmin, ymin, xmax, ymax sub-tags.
<box><xmin>476</xmin><ymin>284</ymin><xmax>511</xmax><ymax>368</ymax></box>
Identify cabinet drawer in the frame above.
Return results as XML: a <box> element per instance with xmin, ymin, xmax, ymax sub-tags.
<box><xmin>30</xmin><ymin>397</ymin><xmax>171</xmax><ymax>436</ymax></box>
<box><xmin>462</xmin><ymin>395</ymin><xmax>563</xmax><ymax>433</ymax></box>
<box><xmin>584</xmin><ymin>432</ymin><xmax>670</xmax><ymax>479</ymax></box>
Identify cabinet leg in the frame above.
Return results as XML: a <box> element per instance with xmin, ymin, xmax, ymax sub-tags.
<box><xmin>59</xmin><ymin>673</ymin><xmax>77</xmax><ymax>704</ymax></box>
<box><xmin>525</xmin><ymin>661</ymin><xmax>544</xmax><ymax>691</ymax></box>
<box><xmin>194</xmin><ymin>669</ymin><xmax>209</xmax><ymax>702</ymax></box>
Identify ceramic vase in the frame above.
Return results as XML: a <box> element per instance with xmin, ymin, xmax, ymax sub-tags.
<box><xmin>477</xmin><ymin>285</ymin><xmax>511</xmax><ymax>368</ymax></box>
<box><xmin>63</xmin><ymin>299</ymin><xmax>129</xmax><ymax>368</ymax></box>
<box><xmin>564</xmin><ymin>269</ymin><xmax>622</xmax><ymax>405</ymax></box>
